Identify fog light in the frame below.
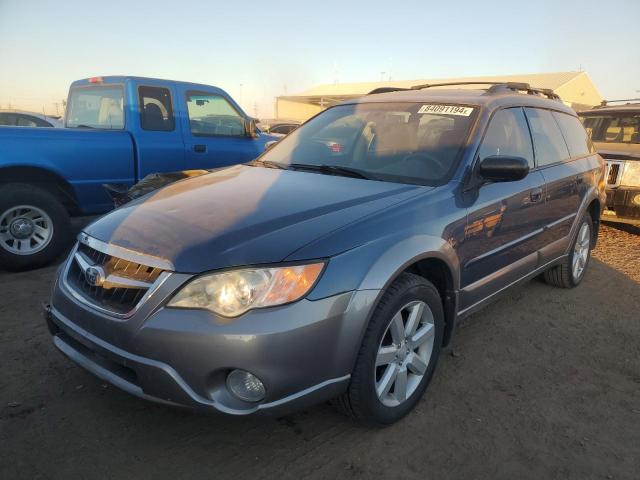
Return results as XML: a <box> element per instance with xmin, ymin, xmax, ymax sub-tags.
<box><xmin>227</xmin><ymin>369</ymin><xmax>265</xmax><ymax>402</ymax></box>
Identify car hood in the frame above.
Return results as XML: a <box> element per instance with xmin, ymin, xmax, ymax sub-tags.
<box><xmin>594</xmin><ymin>142</ymin><xmax>640</xmax><ymax>160</ymax></box>
<box><xmin>85</xmin><ymin>165</ymin><xmax>422</xmax><ymax>273</ymax></box>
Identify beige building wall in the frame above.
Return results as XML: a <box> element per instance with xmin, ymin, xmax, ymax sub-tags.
<box><xmin>275</xmin><ymin>99</ymin><xmax>323</xmax><ymax>121</ymax></box>
<box><xmin>554</xmin><ymin>72</ymin><xmax>603</xmax><ymax>111</ymax></box>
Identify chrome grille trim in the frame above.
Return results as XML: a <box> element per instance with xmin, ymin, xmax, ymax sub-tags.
<box><xmin>62</xmin><ymin>238</ymin><xmax>173</xmax><ymax>319</ymax></box>
<box><xmin>605</xmin><ymin>160</ymin><xmax>626</xmax><ymax>188</ymax></box>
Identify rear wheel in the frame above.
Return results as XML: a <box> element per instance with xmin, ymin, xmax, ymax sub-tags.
<box><xmin>335</xmin><ymin>273</ymin><xmax>444</xmax><ymax>427</ymax></box>
<box><xmin>544</xmin><ymin>213</ymin><xmax>593</xmax><ymax>288</ymax></box>
<box><xmin>0</xmin><ymin>184</ymin><xmax>72</xmax><ymax>271</ymax></box>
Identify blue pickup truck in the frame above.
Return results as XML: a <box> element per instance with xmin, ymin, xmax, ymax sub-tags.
<box><xmin>0</xmin><ymin>76</ymin><xmax>276</xmax><ymax>270</ymax></box>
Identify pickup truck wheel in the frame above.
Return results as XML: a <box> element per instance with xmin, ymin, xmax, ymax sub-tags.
<box><xmin>334</xmin><ymin>273</ymin><xmax>444</xmax><ymax>427</ymax></box>
<box><xmin>0</xmin><ymin>184</ymin><xmax>72</xmax><ymax>271</ymax></box>
<box><xmin>543</xmin><ymin>213</ymin><xmax>593</xmax><ymax>288</ymax></box>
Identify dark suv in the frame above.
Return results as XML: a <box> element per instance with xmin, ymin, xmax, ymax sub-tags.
<box><xmin>579</xmin><ymin>101</ymin><xmax>640</xmax><ymax>226</ymax></box>
<box><xmin>46</xmin><ymin>82</ymin><xmax>605</xmax><ymax>426</ymax></box>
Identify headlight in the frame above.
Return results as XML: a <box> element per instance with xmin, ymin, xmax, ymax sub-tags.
<box><xmin>167</xmin><ymin>263</ymin><xmax>324</xmax><ymax>317</ymax></box>
<box><xmin>620</xmin><ymin>161</ymin><xmax>640</xmax><ymax>187</ymax></box>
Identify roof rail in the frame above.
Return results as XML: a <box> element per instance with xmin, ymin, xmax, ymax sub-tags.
<box><xmin>409</xmin><ymin>81</ymin><xmax>561</xmax><ymax>101</ymax></box>
<box><xmin>367</xmin><ymin>87</ymin><xmax>410</xmax><ymax>95</ymax></box>
<box><xmin>599</xmin><ymin>98</ymin><xmax>640</xmax><ymax>106</ymax></box>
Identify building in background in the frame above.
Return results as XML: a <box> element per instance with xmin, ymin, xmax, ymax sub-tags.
<box><xmin>275</xmin><ymin>71</ymin><xmax>602</xmax><ymax>121</ymax></box>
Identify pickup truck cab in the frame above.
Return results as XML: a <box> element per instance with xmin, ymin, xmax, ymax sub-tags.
<box><xmin>0</xmin><ymin>76</ymin><xmax>276</xmax><ymax>270</ymax></box>
<box><xmin>579</xmin><ymin>101</ymin><xmax>640</xmax><ymax>226</ymax></box>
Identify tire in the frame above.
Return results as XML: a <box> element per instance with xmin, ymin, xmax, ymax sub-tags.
<box><xmin>335</xmin><ymin>273</ymin><xmax>445</xmax><ymax>427</ymax></box>
<box><xmin>0</xmin><ymin>183</ymin><xmax>72</xmax><ymax>271</ymax></box>
<box><xmin>543</xmin><ymin>213</ymin><xmax>594</xmax><ymax>288</ymax></box>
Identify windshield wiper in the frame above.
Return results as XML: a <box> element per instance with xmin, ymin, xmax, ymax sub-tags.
<box><xmin>289</xmin><ymin>163</ymin><xmax>375</xmax><ymax>180</ymax></box>
<box><xmin>248</xmin><ymin>159</ymin><xmax>290</xmax><ymax>170</ymax></box>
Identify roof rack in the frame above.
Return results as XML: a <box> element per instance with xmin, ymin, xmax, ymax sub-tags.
<box><xmin>408</xmin><ymin>81</ymin><xmax>561</xmax><ymax>101</ymax></box>
<box><xmin>598</xmin><ymin>98</ymin><xmax>640</xmax><ymax>107</ymax></box>
<box><xmin>367</xmin><ymin>87</ymin><xmax>410</xmax><ymax>95</ymax></box>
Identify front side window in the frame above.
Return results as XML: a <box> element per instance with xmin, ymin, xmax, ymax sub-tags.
<box><xmin>582</xmin><ymin>114</ymin><xmax>640</xmax><ymax>144</ymax></box>
<box><xmin>139</xmin><ymin>86</ymin><xmax>175</xmax><ymax>131</ymax></box>
<box><xmin>186</xmin><ymin>92</ymin><xmax>244</xmax><ymax>136</ymax></box>
<box><xmin>552</xmin><ymin>112</ymin><xmax>592</xmax><ymax>157</ymax></box>
<box><xmin>478</xmin><ymin>108</ymin><xmax>534</xmax><ymax>168</ymax></box>
<box><xmin>66</xmin><ymin>85</ymin><xmax>124</xmax><ymax>129</ymax></box>
<box><xmin>257</xmin><ymin>102</ymin><xmax>478</xmax><ymax>186</ymax></box>
<box><xmin>524</xmin><ymin>108</ymin><xmax>570</xmax><ymax>166</ymax></box>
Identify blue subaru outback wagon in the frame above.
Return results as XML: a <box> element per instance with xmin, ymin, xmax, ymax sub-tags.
<box><xmin>46</xmin><ymin>82</ymin><xmax>606</xmax><ymax>426</ymax></box>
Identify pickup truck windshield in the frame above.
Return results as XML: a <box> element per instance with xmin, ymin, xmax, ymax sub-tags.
<box><xmin>258</xmin><ymin>102</ymin><xmax>476</xmax><ymax>186</ymax></box>
<box><xmin>582</xmin><ymin>114</ymin><xmax>640</xmax><ymax>144</ymax></box>
<box><xmin>66</xmin><ymin>85</ymin><xmax>124</xmax><ymax>129</ymax></box>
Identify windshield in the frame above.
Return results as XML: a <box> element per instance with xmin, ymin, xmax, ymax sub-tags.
<box><xmin>582</xmin><ymin>113</ymin><xmax>640</xmax><ymax>144</ymax></box>
<box><xmin>257</xmin><ymin>102</ymin><xmax>477</xmax><ymax>185</ymax></box>
<box><xmin>66</xmin><ymin>85</ymin><xmax>124</xmax><ymax>129</ymax></box>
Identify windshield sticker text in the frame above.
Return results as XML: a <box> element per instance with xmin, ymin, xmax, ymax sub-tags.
<box><xmin>418</xmin><ymin>105</ymin><xmax>474</xmax><ymax>116</ymax></box>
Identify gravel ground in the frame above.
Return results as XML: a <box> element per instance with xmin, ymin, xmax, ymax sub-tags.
<box><xmin>1</xmin><ymin>223</ymin><xmax>639</xmax><ymax>480</ymax></box>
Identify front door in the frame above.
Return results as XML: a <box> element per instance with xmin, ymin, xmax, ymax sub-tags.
<box><xmin>181</xmin><ymin>90</ymin><xmax>263</xmax><ymax>170</ymax></box>
<box><xmin>459</xmin><ymin>107</ymin><xmax>547</xmax><ymax>312</ymax></box>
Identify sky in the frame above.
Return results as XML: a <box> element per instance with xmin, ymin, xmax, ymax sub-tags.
<box><xmin>0</xmin><ymin>0</ymin><xmax>639</xmax><ymax>117</ymax></box>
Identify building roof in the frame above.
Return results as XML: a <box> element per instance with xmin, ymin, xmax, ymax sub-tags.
<box><xmin>290</xmin><ymin>72</ymin><xmax>588</xmax><ymax>97</ymax></box>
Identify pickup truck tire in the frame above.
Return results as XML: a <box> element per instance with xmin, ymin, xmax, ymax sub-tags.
<box><xmin>0</xmin><ymin>184</ymin><xmax>72</xmax><ymax>271</ymax></box>
<box><xmin>334</xmin><ymin>273</ymin><xmax>444</xmax><ymax>427</ymax></box>
<box><xmin>543</xmin><ymin>213</ymin><xmax>593</xmax><ymax>288</ymax></box>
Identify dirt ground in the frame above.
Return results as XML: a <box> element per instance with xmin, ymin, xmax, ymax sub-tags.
<box><xmin>1</xmin><ymin>223</ymin><xmax>639</xmax><ymax>480</ymax></box>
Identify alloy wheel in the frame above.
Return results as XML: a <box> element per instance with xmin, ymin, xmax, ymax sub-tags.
<box><xmin>374</xmin><ymin>300</ymin><xmax>435</xmax><ymax>407</ymax></box>
<box><xmin>572</xmin><ymin>222</ymin><xmax>590</xmax><ymax>281</ymax></box>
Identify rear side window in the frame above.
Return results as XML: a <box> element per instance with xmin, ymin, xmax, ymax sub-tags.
<box><xmin>0</xmin><ymin>113</ymin><xmax>17</xmax><ymax>125</ymax></box>
<box><xmin>478</xmin><ymin>108</ymin><xmax>534</xmax><ymax>168</ymax></box>
<box><xmin>552</xmin><ymin>112</ymin><xmax>592</xmax><ymax>157</ymax></box>
<box><xmin>524</xmin><ymin>108</ymin><xmax>570</xmax><ymax>166</ymax></box>
<box><xmin>139</xmin><ymin>86</ymin><xmax>175</xmax><ymax>131</ymax></box>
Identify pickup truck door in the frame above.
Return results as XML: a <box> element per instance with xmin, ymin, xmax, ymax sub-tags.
<box><xmin>179</xmin><ymin>89</ymin><xmax>264</xmax><ymax>170</ymax></box>
<box><xmin>133</xmin><ymin>83</ymin><xmax>186</xmax><ymax>178</ymax></box>
<box><xmin>458</xmin><ymin>108</ymin><xmax>547</xmax><ymax>313</ymax></box>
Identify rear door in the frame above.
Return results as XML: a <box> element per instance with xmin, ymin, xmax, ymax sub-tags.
<box><xmin>524</xmin><ymin>108</ymin><xmax>588</xmax><ymax>263</ymax></box>
<box><xmin>179</xmin><ymin>89</ymin><xmax>264</xmax><ymax>170</ymax></box>
<box><xmin>459</xmin><ymin>107</ymin><xmax>547</xmax><ymax>311</ymax></box>
<box><xmin>133</xmin><ymin>83</ymin><xmax>186</xmax><ymax>178</ymax></box>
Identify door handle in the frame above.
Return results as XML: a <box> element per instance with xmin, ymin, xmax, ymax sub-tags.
<box><xmin>530</xmin><ymin>187</ymin><xmax>543</xmax><ymax>203</ymax></box>
<box><xmin>193</xmin><ymin>144</ymin><xmax>207</xmax><ymax>153</ymax></box>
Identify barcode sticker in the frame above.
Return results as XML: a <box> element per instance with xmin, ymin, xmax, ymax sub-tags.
<box><xmin>418</xmin><ymin>104</ymin><xmax>474</xmax><ymax>116</ymax></box>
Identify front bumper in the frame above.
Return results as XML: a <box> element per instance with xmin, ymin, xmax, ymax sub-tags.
<box><xmin>603</xmin><ymin>187</ymin><xmax>640</xmax><ymax>226</ymax></box>
<box><xmin>47</xmin><ymin>269</ymin><xmax>380</xmax><ymax>416</ymax></box>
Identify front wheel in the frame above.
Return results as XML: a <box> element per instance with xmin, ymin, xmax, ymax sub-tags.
<box><xmin>335</xmin><ymin>273</ymin><xmax>444</xmax><ymax>427</ymax></box>
<box><xmin>0</xmin><ymin>184</ymin><xmax>72</xmax><ymax>271</ymax></box>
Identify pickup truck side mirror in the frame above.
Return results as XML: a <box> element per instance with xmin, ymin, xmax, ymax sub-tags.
<box><xmin>244</xmin><ymin>118</ymin><xmax>258</xmax><ymax>138</ymax></box>
<box><xmin>479</xmin><ymin>155</ymin><xmax>529</xmax><ymax>182</ymax></box>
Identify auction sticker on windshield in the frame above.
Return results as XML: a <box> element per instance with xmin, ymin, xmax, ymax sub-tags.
<box><xmin>418</xmin><ymin>104</ymin><xmax>474</xmax><ymax>116</ymax></box>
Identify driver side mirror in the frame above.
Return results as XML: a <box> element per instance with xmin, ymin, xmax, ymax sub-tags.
<box><xmin>244</xmin><ymin>118</ymin><xmax>258</xmax><ymax>138</ymax></box>
<box><xmin>479</xmin><ymin>155</ymin><xmax>529</xmax><ymax>182</ymax></box>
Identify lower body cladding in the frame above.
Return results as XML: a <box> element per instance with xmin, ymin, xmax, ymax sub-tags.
<box><xmin>603</xmin><ymin>187</ymin><xmax>640</xmax><ymax>226</ymax></box>
<box><xmin>46</xmin><ymin>278</ymin><xmax>380</xmax><ymax>416</ymax></box>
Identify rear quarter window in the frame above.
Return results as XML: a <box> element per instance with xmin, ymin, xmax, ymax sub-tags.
<box><xmin>552</xmin><ymin>112</ymin><xmax>592</xmax><ymax>157</ymax></box>
<box><xmin>524</xmin><ymin>108</ymin><xmax>570</xmax><ymax>166</ymax></box>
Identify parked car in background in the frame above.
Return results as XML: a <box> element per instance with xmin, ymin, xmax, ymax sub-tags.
<box><xmin>0</xmin><ymin>76</ymin><xmax>277</xmax><ymax>271</ymax></box>
<box><xmin>258</xmin><ymin>118</ymin><xmax>301</xmax><ymax>135</ymax></box>
<box><xmin>46</xmin><ymin>82</ymin><xmax>605</xmax><ymax>427</ymax></box>
<box><xmin>579</xmin><ymin>100</ymin><xmax>640</xmax><ymax>226</ymax></box>
<box><xmin>0</xmin><ymin>110</ymin><xmax>63</xmax><ymax>128</ymax></box>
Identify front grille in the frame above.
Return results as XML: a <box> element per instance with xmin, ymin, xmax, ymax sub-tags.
<box><xmin>66</xmin><ymin>242</ymin><xmax>165</xmax><ymax>315</ymax></box>
<box><xmin>605</xmin><ymin>160</ymin><xmax>625</xmax><ymax>187</ymax></box>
